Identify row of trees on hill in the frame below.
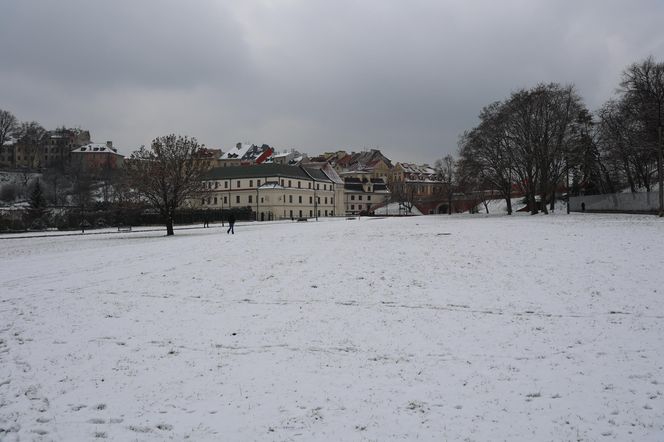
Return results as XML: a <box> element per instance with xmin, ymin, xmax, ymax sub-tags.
<box><xmin>457</xmin><ymin>56</ymin><xmax>664</xmax><ymax>216</ymax></box>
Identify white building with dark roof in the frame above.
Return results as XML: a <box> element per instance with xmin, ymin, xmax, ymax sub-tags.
<box><xmin>197</xmin><ymin>164</ymin><xmax>338</xmax><ymax>221</ymax></box>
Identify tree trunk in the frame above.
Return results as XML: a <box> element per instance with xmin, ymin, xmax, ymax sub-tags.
<box><xmin>166</xmin><ymin>214</ymin><xmax>174</xmax><ymax>236</ymax></box>
<box><xmin>528</xmin><ymin>187</ymin><xmax>538</xmax><ymax>215</ymax></box>
<box><xmin>549</xmin><ymin>183</ymin><xmax>556</xmax><ymax>212</ymax></box>
<box><xmin>540</xmin><ymin>191</ymin><xmax>549</xmax><ymax>214</ymax></box>
<box><xmin>506</xmin><ymin>196</ymin><xmax>513</xmax><ymax>215</ymax></box>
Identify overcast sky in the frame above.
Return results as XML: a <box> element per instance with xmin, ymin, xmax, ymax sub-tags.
<box><xmin>1</xmin><ymin>0</ymin><xmax>663</xmax><ymax>163</ymax></box>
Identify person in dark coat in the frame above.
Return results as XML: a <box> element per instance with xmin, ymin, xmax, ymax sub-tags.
<box><xmin>227</xmin><ymin>213</ymin><xmax>236</xmax><ymax>234</ymax></box>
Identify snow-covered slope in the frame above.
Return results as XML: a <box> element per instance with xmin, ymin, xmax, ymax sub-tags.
<box><xmin>1</xmin><ymin>214</ymin><xmax>663</xmax><ymax>440</ymax></box>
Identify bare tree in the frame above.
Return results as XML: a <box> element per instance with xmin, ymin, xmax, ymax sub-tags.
<box><xmin>596</xmin><ymin>99</ymin><xmax>653</xmax><ymax>192</ymax></box>
<box><xmin>435</xmin><ymin>154</ymin><xmax>456</xmax><ymax>214</ymax></box>
<box><xmin>126</xmin><ymin>134</ymin><xmax>210</xmax><ymax>235</ymax></box>
<box><xmin>619</xmin><ymin>56</ymin><xmax>664</xmax><ymax>216</ymax></box>
<box><xmin>387</xmin><ymin>177</ymin><xmax>416</xmax><ymax>214</ymax></box>
<box><xmin>0</xmin><ymin>109</ymin><xmax>19</xmax><ymax>154</ymax></box>
<box><xmin>458</xmin><ymin>102</ymin><xmax>514</xmax><ymax>214</ymax></box>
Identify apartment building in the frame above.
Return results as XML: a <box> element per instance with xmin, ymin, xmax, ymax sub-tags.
<box><xmin>70</xmin><ymin>142</ymin><xmax>124</xmax><ymax>172</ymax></box>
<box><xmin>340</xmin><ymin>170</ymin><xmax>391</xmax><ymax>215</ymax></box>
<box><xmin>0</xmin><ymin>128</ymin><xmax>91</xmax><ymax>169</ymax></box>
<box><xmin>198</xmin><ymin>164</ymin><xmax>341</xmax><ymax>220</ymax></box>
<box><xmin>391</xmin><ymin>162</ymin><xmax>445</xmax><ymax>196</ymax></box>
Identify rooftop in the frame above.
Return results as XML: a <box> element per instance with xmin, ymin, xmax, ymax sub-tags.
<box><xmin>204</xmin><ymin>164</ymin><xmax>333</xmax><ymax>182</ymax></box>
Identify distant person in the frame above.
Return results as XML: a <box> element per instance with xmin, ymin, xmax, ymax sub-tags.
<box><xmin>227</xmin><ymin>213</ymin><xmax>236</xmax><ymax>234</ymax></box>
<box><xmin>581</xmin><ymin>202</ymin><xmax>586</xmax><ymax>212</ymax></box>
<box><xmin>203</xmin><ymin>211</ymin><xmax>210</xmax><ymax>228</ymax></box>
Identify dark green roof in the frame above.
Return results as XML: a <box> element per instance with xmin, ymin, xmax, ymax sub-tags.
<box><xmin>304</xmin><ymin>167</ymin><xmax>331</xmax><ymax>182</ymax></box>
<box><xmin>204</xmin><ymin>164</ymin><xmax>332</xmax><ymax>182</ymax></box>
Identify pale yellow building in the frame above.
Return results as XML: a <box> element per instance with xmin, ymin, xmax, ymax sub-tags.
<box><xmin>198</xmin><ymin>164</ymin><xmax>341</xmax><ymax>220</ymax></box>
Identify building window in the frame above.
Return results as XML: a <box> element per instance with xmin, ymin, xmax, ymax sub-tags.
<box><xmin>224</xmin><ymin>196</ymin><xmax>228</xmax><ymax>204</ymax></box>
<box><xmin>257</xmin><ymin>179</ymin><xmax>261</xmax><ymax>186</ymax></box>
<box><xmin>236</xmin><ymin>195</ymin><xmax>240</xmax><ymax>203</ymax></box>
<box><xmin>214</xmin><ymin>197</ymin><xmax>218</xmax><ymax>205</ymax></box>
<box><xmin>309</xmin><ymin>210</ymin><xmax>313</xmax><ymax>217</ymax></box>
<box><xmin>288</xmin><ymin>180</ymin><xmax>292</xmax><ymax>187</ymax></box>
<box><xmin>237</xmin><ymin>180</ymin><xmax>241</xmax><ymax>188</ymax></box>
<box><xmin>351</xmin><ymin>204</ymin><xmax>354</xmax><ymax>210</ymax></box>
<box><xmin>298</xmin><ymin>195</ymin><xmax>302</xmax><ymax>203</ymax></box>
<box><xmin>225</xmin><ymin>181</ymin><xmax>228</xmax><ymax>188</ymax></box>
<box><xmin>281</xmin><ymin>179</ymin><xmax>284</xmax><ymax>186</ymax></box>
<box><xmin>248</xmin><ymin>195</ymin><xmax>253</xmax><ymax>203</ymax></box>
<box><xmin>359</xmin><ymin>195</ymin><xmax>363</xmax><ymax>201</ymax></box>
<box><xmin>358</xmin><ymin>204</ymin><xmax>362</xmax><ymax>210</ymax></box>
<box><xmin>299</xmin><ymin>210</ymin><xmax>302</xmax><ymax>218</ymax></box>
<box><xmin>309</xmin><ymin>196</ymin><xmax>313</xmax><ymax>204</ymax></box>
<box><xmin>317</xmin><ymin>183</ymin><xmax>320</xmax><ymax>190</ymax></box>
<box><xmin>325</xmin><ymin>210</ymin><xmax>328</xmax><ymax>216</ymax></box>
<box><xmin>202</xmin><ymin>198</ymin><xmax>205</xmax><ymax>205</ymax></box>
<box><xmin>351</xmin><ymin>195</ymin><xmax>355</xmax><ymax>200</ymax></box>
<box><xmin>249</xmin><ymin>180</ymin><xmax>253</xmax><ymax>187</ymax></box>
<box><xmin>308</xmin><ymin>182</ymin><xmax>311</xmax><ymax>189</ymax></box>
<box><xmin>367</xmin><ymin>195</ymin><xmax>371</xmax><ymax>201</ymax></box>
<box><xmin>298</xmin><ymin>181</ymin><xmax>301</xmax><ymax>188</ymax></box>
<box><xmin>325</xmin><ymin>197</ymin><xmax>328</xmax><ymax>204</ymax></box>
<box><xmin>289</xmin><ymin>210</ymin><xmax>293</xmax><ymax>218</ymax></box>
<box><xmin>331</xmin><ymin>198</ymin><xmax>334</xmax><ymax>204</ymax></box>
<box><xmin>215</xmin><ymin>182</ymin><xmax>219</xmax><ymax>189</ymax></box>
<box><xmin>289</xmin><ymin>195</ymin><xmax>293</xmax><ymax>203</ymax></box>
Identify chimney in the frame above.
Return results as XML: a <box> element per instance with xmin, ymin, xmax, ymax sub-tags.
<box><xmin>106</xmin><ymin>141</ymin><xmax>113</xmax><ymax>149</ymax></box>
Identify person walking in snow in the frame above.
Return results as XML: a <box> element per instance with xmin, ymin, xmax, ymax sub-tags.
<box><xmin>202</xmin><ymin>211</ymin><xmax>210</xmax><ymax>228</ymax></box>
<box><xmin>227</xmin><ymin>213</ymin><xmax>236</xmax><ymax>234</ymax></box>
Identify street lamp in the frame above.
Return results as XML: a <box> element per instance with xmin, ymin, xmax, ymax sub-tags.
<box><xmin>659</xmin><ymin>125</ymin><xmax>663</xmax><ymax>217</ymax></box>
<box><xmin>314</xmin><ymin>181</ymin><xmax>318</xmax><ymax>221</ymax></box>
<box><xmin>256</xmin><ymin>184</ymin><xmax>260</xmax><ymax>221</ymax></box>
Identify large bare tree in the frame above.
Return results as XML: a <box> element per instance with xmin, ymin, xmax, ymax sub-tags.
<box><xmin>620</xmin><ymin>56</ymin><xmax>664</xmax><ymax>216</ymax></box>
<box><xmin>126</xmin><ymin>134</ymin><xmax>210</xmax><ymax>235</ymax></box>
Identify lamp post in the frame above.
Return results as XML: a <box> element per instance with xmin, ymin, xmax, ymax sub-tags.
<box><xmin>256</xmin><ymin>185</ymin><xmax>260</xmax><ymax>221</ymax></box>
<box><xmin>566</xmin><ymin>151</ymin><xmax>570</xmax><ymax>215</ymax></box>
<box><xmin>314</xmin><ymin>181</ymin><xmax>318</xmax><ymax>221</ymax></box>
<box><xmin>659</xmin><ymin>125</ymin><xmax>663</xmax><ymax>217</ymax></box>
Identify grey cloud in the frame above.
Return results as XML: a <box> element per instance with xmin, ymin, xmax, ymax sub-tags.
<box><xmin>1</xmin><ymin>0</ymin><xmax>663</xmax><ymax>163</ymax></box>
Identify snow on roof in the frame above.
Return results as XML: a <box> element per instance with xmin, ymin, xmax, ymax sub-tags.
<box><xmin>221</xmin><ymin>143</ymin><xmax>273</xmax><ymax>162</ymax></box>
<box><xmin>258</xmin><ymin>182</ymin><xmax>284</xmax><ymax>190</ymax></box>
<box><xmin>399</xmin><ymin>162</ymin><xmax>437</xmax><ymax>175</ymax></box>
<box><xmin>71</xmin><ymin>143</ymin><xmax>122</xmax><ymax>155</ymax></box>
<box><xmin>221</xmin><ymin>143</ymin><xmax>253</xmax><ymax>160</ymax></box>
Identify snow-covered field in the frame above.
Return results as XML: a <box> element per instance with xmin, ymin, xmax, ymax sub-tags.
<box><xmin>1</xmin><ymin>214</ymin><xmax>663</xmax><ymax>441</ymax></box>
